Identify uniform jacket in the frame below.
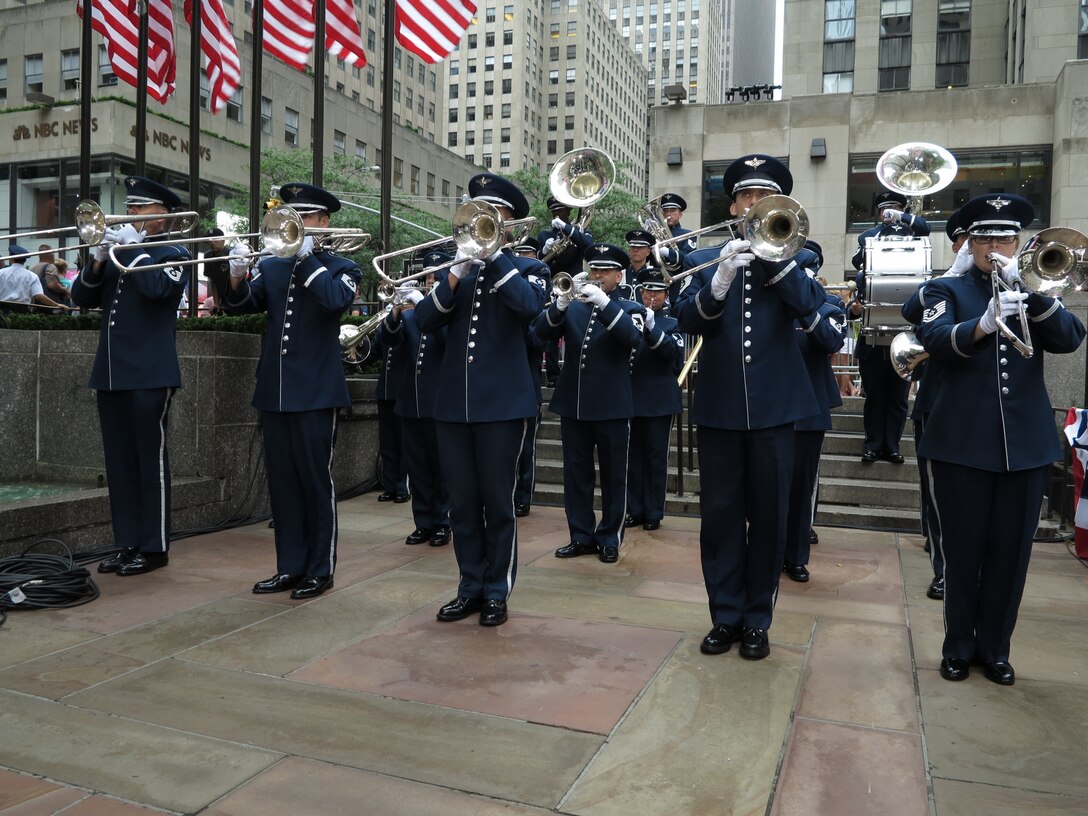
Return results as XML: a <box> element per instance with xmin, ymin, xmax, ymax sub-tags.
<box><xmin>71</xmin><ymin>237</ymin><xmax>189</xmax><ymax>391</ymax></box>
<box><xmin>415</xmin><ymin>251</ymin><xmax>547</xmax><ymax>423</ymax></box>
<box><xmin>916</xmin><ymin>266</ymin><xmax>1085</xmax><ymax>471</ymax></box>
<box><xmin>795</xmin><ymin>294</ymin><xmax>847</xmax><ymax>432</ymax></box>
<box><xmin>674</xmin><ymin>246</ymin><xmax>824</xmax><ymax>430</ymax></box>
<box><xmin>538</xmin><ymin>225</ymin><xmax>593</xmax><ymax>277</ymax></box>
<box><xmin>533</xmin><ymin>288</ymin><xmax>645</xmax><ymax>421</ymax></box>
<box><xmin>902</xmin><ymin>280</ymin><xmax>940</xmax><ymax>419</ymax></box>
<box><xmin>670</xmin><ymin>224</ymin><xmax>697</xmax><ymax>257</ymax></box>
<box><xmin>851</xmin><ymin>214</ymin><xmax>931</xmax><ymax>271</ymax></box>
<box><xmin>225</xmin><ymin>251</ymin><xmax>361</xmax><ymax>412</ymax></box>
<box><xmin>379</xmin><ymin>307</ymin><xmax>447</xmax><ymax>419</ymax></box>
<box><xmin>632</xmin><ymin>309</ymin><xmax>684</xmax><ymax>417</ymax></box>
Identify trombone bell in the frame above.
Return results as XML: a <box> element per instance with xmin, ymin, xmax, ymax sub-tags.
<box><xmin>1018</xmin><ymin>227</ymin><xmax>1088</xmax><ymax>296</ymax></box>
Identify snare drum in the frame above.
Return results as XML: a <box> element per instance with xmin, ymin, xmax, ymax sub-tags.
<box><xmin>862</xmin><ymin>237</ymin><xmax>932</xmax><ymax>344</ymax></box>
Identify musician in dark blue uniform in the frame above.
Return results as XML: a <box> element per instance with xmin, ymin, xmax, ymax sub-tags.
<box><xmin>625</xmin><ymin>270</ymin><xmax>684</xmax><ymax>531</ymax></box>
<box><xmin>901</xmin><ymin>211</ymin><xmax>969</xmax><ymax>601</ymax></box>
<box><xmin>916</xmin><ymin>193</ymin><xmax>1085</xmax><ymax>685</ymax></box>
<box><xmin>849</xmin><ymin>191</ymin><xmax>931</xmax><ymax>464</ymax></box>
<box><xmin>673</xmin><ymin>155</ymin><xmax>823</xmax><ymax>660</ymax></box>
<box><xmin>378</xmin><ymin>259</ymin><xmax>450</xmax><ymax>547</ymax></box>
<box><xmin>72</xmin><ymin>176</ymin><xmax>189</xmax><ymax>577</ymax></box>
<box><xmin>225</xmin><ymin>183</ymin><xmax>362</xmax><ymax>600</ymax></box>
<box><xmin>626</xmin><ymin>229</ymin><xmax>658</xmax><ymax>286</ymax></box>
<box><xmin>513</xmin><ymin>234</ymin><xmax>546</xmax><ymax>517</ymax></box>
<box><xmin>533</xmin><ymin>244</ymin><xmax>645</xmax><ymax>563</ymax></box>
<box><xmin>538</xmin><ymin>197</ymin><xmax>592</xmax><ymax>387</ymax></box>
<box><xmin>783</xmin><ymin>242</ymin><xmax>847</xmax><ymax>582</ymax></box>
<box><xmin>654</xmin><ymin>193</ymin><xmax>697</xmax><ymax>305</ymax></box>
<box><xmin>415</xmin><ymin>173</ymin><xmax>548</xmax><ymax>626</ymax></box>
<box><xmin>374</xmin><ymin>323</ymin><xmax>410</xmax><ymax>504</ymax></box>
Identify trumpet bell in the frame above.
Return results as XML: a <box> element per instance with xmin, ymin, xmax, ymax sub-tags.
<box><xmin>549</xmin><ymin>147</ymin><xmax>616</xmax><ymax>209</ymax></box>
<box><xmin>889</xmin><ymin>331</ymin><xmax>929</xmax><ymax>381</ymax></box>
<box><xmin>744</xmin><ymin>195</ymin><xmax>809</xmax><ymax>261</ymax></box>
<box><xmin>1019</xmin><ymin>227</ymin><xmax>1088</xmax><ymax>296</ymax></box>
<box><xmin>876</xmin><ymin>142</ymin><xmax>958</xmax><ymax>198</ymax></box>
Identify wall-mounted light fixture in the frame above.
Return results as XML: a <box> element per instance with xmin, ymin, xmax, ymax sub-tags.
<box><xmin>666</xmin><ymin>147</ymin><xmax>683</xmax><ymax>167</ymax></box>
<box><xmin>810</xmin><ymin>138</ymin><xmax>827</xmax><ymax>161</ymax></box>
<box><xmin>662</xmin><ymin>84</ymin><xmax>688</xmax><ymax>104</ymax></box>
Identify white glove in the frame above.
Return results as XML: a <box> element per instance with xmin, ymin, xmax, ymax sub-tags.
<box><xmin>576</xmin><ymin>283</ymin><xmax>610</xmax><ymax>309</ymax></box>
<box><xmin>542</xmin><ymin>237</ymin><xmax>556</xmax><ymax>254</ymax></box>
<box><xmin>551</xmin><ymin>217</ymin><xmax>574</xmax><ymax>236</ymax></box>
<box><xmin>450</xmin><ymin>248</ymin><xmax>474</xmax><ymax>279</ymax></box>
<box><xmin>711</xmin><ymin>239</ymin><xmax>753</xmax><ymax>299</ymax></box>
<box><xmin>229</xmin><ymin>243</ymin><xmax>251</xmax><ymax>279</ymax></box>
<box><xmin>658</xmin><ymin>246</ymin><xmax>680</xmax><ymax>268</ymax></box>
<box><xmin>994</xmin><ymin>254</ymin><xmax>1023</xmax><ymax>287</ymax></box>
<box><xmin>555</xmin><ymin>288</ymin><xmax>572</xmax><ymax>311</ymax></box>
<box><xmin>978</xmin><ymin>290</ymin><xmax>1028</xmax><ymax>334</ymax></box>
<box><xmin>882</xmin><ymin>209</ymin><xmax>903</xmax><ymax>224</ymax></box>
<box><xmin>297</xmin><ymin>235</ymin><xmax>315</xmax><ymax>258</ymax></box>
<box><xmin>405</xmin><ymin>289</ymin><xmax>424</xmax><ymax>305</ymax></box>
<box><xmin>93</xmin><ymin>226</ymin><xmax>122</xmax><ymax>262</ymax></box>
<box><xmin>644</xmin><ymin>306</ymin><xmax>656</xmax><ymax>332</ymax></box>
<box><xmin>115</xmin><ymin>223</ymin><xmax>146</xmax><ymax>245</ymax></box>
<box><xmin>944</xmin><ymin>241</ymin><xmax>973</xmax><ymax>277</ymax></box>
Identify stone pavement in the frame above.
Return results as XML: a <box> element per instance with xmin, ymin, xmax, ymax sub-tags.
<box><xmin>1</xmin><ymin>497</ymin><xmax>1087</xmax><ymax>816</ymax></box>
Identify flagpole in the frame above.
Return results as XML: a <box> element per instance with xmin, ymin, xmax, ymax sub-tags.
<box><xmin>313</xmin><ymin>0</ymin><xmax>327</xmax><ymax>186</ymax></box>
<box><xmin>79</xmin><ymin>0</ymin><xmax>93</xmax><ymax>204</ymax></box>
<box><xmin>249</xmin><ymin>0</ymin><xmax>266</xmax><ymax>236</ymax></box>
<box><xmin>380</xmin><ymin>0</ymin><xmax>395</xmax><ymax>260</ymax></box>
<box><xmin>188</xmin><ymin>0</ymin><xmax>202</xmax><ymax>318</ymax></box>
<box><xmin>135</xmin><ymin>0</ymin><xmax>150</xmax><ymax>174</ymax></box>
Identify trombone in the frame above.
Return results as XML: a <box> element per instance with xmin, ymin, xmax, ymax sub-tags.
<box><xmin>108</xmin><ymin>204</ymin><xmax>371</xmax><ymax>274</ymax></box>
<box><xmin>657</xmin><ymin>195</ymin><xmax>810</xmax><ymax>286</ymax></box>
<box><xmin>370</xmin><ymin>199</ymin><xmax>536</xmax><ymax>285</ymax></box>
<box><xmin>0</xmin><ymin>201</ymin><xmax>199</xmax><ymax>265</ymax></box>
<box><xmin>541</xmin><ymin>147</ymin><xmax>615</xmax><ymax>263</ymax></box>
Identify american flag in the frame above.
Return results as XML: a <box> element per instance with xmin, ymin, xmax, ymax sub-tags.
<box><xmin>77</xmin><ymin>0</ymin><xmax>176</xmax><ymax>103</ymax></box>
<box><xmin>326</xmin><ymin>0</ymin><xmax>367</xmax><ymax>67</ymax></box>
<box><xmin>184</xmin><ymin>0</ymin><xmax>241</xmax><ymax>114</ymax></box>
<box><xmin>394</xmin><ymin>0</ymin><xmax>476</xmax><ymax>64</ymax></box>
<box><xmin>262</xmin><ymin>0</ymin><xmax>316</xmax><ymax>71</ymax></box>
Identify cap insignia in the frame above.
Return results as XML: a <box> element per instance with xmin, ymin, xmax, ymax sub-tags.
<box><xmin>744</xmin><ymin>157</ymin><xmax>766</xmax><ymax>169</ymax></box>
<box><xmin>988</xmin><ymin>197</ymin><xmax>1010</xmax><ymax>211</ymax></box>
<box><xmin>284</xmin><ymin>185</ymin><xmax>303</xmax><ymax>197</ymax></box>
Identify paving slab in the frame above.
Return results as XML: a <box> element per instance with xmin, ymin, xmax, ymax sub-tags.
<box><xmin>0</xmin><ymin>618</ymin><xmax>100</xmax><ymax>670</ymax></box>
<box><xmin>0</xmin><ymin>691</ymin><xmax>282</xmax><ymax>814</ymax></box>
<box><xmin>932</xmin><ymin>778</ymin><xmax>1088</xmax><ymax>815</ymax></box>
<box><xmin>561</xmin><ymin>636</ymin><xmax>804</xmax><ymax>816</ymax></box>
<box><xmin>290</xmin><ymin>606</ymin><xmax>681</xmax><ymax>734</ymax></box>
<box><xmin>66</xmin><ymin>659</ymin><xmax>602</xmax><ymax>808</ymax></box>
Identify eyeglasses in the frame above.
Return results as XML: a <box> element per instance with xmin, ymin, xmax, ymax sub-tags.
<box><xmin>971</xmin><ymin>235</ymin><xmax>1017</xmax><ymax>246</ymax></box>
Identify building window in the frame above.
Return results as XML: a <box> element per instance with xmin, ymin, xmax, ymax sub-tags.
<box><xmin>285</xmin><ymin>107</ymin><xmax>299</xmax><ymax>145</ymax></box>
<box><xmin>448</xmin><ymin>132</ymin><xmax>458</xmax><ymax>147</ymax></box>
<box><xmin>0</xmin><ymin>60</ymin><xmax>6</xmax><ymax>106</ymax></box>
<box><xmin>226</xmin><ymin>85</ymin><xmax>244</xmax><ymax>122</ymax></box>
<box><xmin>393</xmin><ymin>158</ymin><xmax>403</xmax><ymax>188</ymax></box>
<box><xmin>199</xmin><ymin>74</ymin><xmax>211</xmax><ymax>110</ymax></box>
<box><xmin>502</xmin><ymin>53</ymin><xmax>513</xmax><ymax>69</ymax></box>
<box><xmin>879</xmin><ymin>0</ymin><xmax>912</xmax><ymax>91</ymax></box>
<box><xmin>333</xmin><ymin>130</ymin><xmax>346</xmax><ymax>155</ymax></box>
<box><xmin>503</xmin><ymin>30</ymin><xmax>513</xmax><ymax>45</ymax></box>
<box><xmin>410</xmin><ymin>165</ymin><xmax>420</xmax><ymax>194</ymax></box>
<box><xmin>449</xmin><ymin>108</ymin><xmax>458</xmax><ymax>123</ymax></box>
<box><xmin>844</xmin><ymin>146</ymin><xmax>1052</xmax><ymax>230</ymax></box>
<box><xmin>565</xmin><ymin>68</ymin><xmax>576</xmax><ymax>82</ymax></box>
<box><xmin>501</xmin><ymin>127</ymin><xmax>510</xmax><ymax>143</ymax></box>
<box><xmin>261</xmin><ymin>96</ymin><xmax>273</xmax><ymax>134</ymax></box>
<box><xmin>567</xmin><ymin>44</ymin><xmax>576</xmax><ymax>59</ymax></box>
<box><xmin>355</xmin><ymin>139</ymin><xmax>367</xmax><ymax>160</ymax></box>
<box><xmin>24</xmin><ymin>54</ymin><xmax>43</xmax><ymax>94</ymax></box>
<box><xmin>937</xmin><ymin>0</ymin><xmax>971</xmax><ymax>86</ymax></box>
<box><xmin>500</xmin><ymin>151</ymin><xmax>511</xmax><ymax>168</ymax></box>
<box><xmin>823</xmin><ymin>0</ymin><xmax>855</xmax><ymax>93</ymax></box>
<box><xmin>486</xmin><ymin>6</ymin><xmax>496</xmax><ymax>23</ymax></box>
<box><xmin>484</xmin><ymin>80</ymin><xmax>494</xmax><ymax>94</ymax></box>
<box><xmin>450</xmin><ymin>84</ymin><xmax>459</xmax><ymax>99</ymax></box>
<box><xmin>502</xmin><ymin>78</ymin><xmax>511</xmax><ymax>93</ymax></box>
<box><xmin>61</xmin><ymin>48</ymin><xmax>80</xmax><ymax>91</ymax></box>
<box><xmin>1081</xmin><ymin>0</ymin><xmax>1088</xmax><ymax>59</ymax></box>
<box><xmin>485</xmin><ymin>56</ymin><xmax>495</xmax><ymax>72</ymax></box>
<box><xmin>549</xmin><ymin>69</ymin><xmax>559</xmax><ymax>85</ymax></box>
<box><xmin>548</xmin><ymin>139</ymin><xmax>557</xmax><ymax>154</ymax></box>
<box><xmin>567</xmin><ymin>20</ymin><xmax>577</xmax><ymax>35</ymax></box>
<box><xmin>427</xmin><ymin>172</ymin><xmax>436</xmax><ymax>198</ymax></box>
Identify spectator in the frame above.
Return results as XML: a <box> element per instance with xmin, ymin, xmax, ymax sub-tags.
<box><xmin>0</xmin><ymin>245</ymin><xmax>67</xmax><ymax>311</ymax></box>
<box><xmin>32</xmin><ymin>245</ymin><xmax>71</xmax><ymax>307</ymax></box>
<box><xmin>202</xmin><ymin>229</ymin><xmax>230</xmax><ymax>315</ymax></box>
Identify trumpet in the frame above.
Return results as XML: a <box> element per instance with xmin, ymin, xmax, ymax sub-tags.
<box><xmin>340</xmin><ymin>310</ymin><xmax>389</xmax><ymax>365</ymax></box>
<box><xmin>660</xmin><ymin>195</ymin><xmax>810</xmax><ymax>286</ymax></box>
<box><xmin>541</xmin><ymin>148</ymin><xmax>615</xmax><ymax>263</ymax></box>
<box><xmin>109</xmin><ymin>205</ymin><xmax>371</xmax><ymax>274</ymax></box>
<box><xmin>371</xmin><ymin>200</ymin><xmax>536</xmax><ymax>286</ymax></box>
<box><xmin>0</xmin><ymin>201</ymin><xmax>199</xmax><ymax>265</ymax></box>
<box><xmin>377</xmin><ymin>281</ymin><xmax>431</xmax><ymax>306</ymax></box>
<box><xmin>551</xmin><ymin>271</ymin><xmax>588</xmax><ymax>299</ymax></box>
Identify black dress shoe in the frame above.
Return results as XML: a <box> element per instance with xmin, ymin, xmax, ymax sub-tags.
<box><xmin>809</xmin><ymin>529</ymin><xmax>819</xmax><ymax>546</ymax></box>
<box><xmin>431</xmin><ymin>525</ymin><xmax>452</xmax><ymax>547</ymax></box>
<box><xmin>886</xmin><ymin>451</ymin><xmax>905</xmax><ymax>464</ymax></box>
<box><xmin>436</xmin><ymin>596</ymin><xmax>484</xmax><ymax>621</ymax></box>
<box><xmin>393</xmin><ymin>493</ymin><xmax>411</xmax><ymax>504</ymax></box>
<box><xmin>405</xmin><ymin>527</ymin><xmax>433</xmax><ymax>546</ymax></box>
<box><xmin>253</xmin><ymin>573</ymin><xmax>303</xmax><ymax>594</ymax></box>
<box><xmin>554</xmin><ymin>541</ymin><xmax>598</xmax><ymax>558</ymax></box>
<box><xmin>939</xmin><ymin>657</ymin><xmax>971</xmax><ymax>681</ymax></box>
<box><xmin>116</xmin><ymin>552</ymin><xmax>169</xmax><ymax>576</ymax></box>
<box><xmin>514</xmin><ymin>503</ymin><xmax>531</xmax><ymax>518</ymax></box>
<box><xmin>700</xmin><ymin>623</ymin><xmax>741</xmax><ymax>655</ymax></box>
<box><xmin>290</xmin><ymin>575</ymin><xmax>334</xmax><ymax>600</ymax></box>
<box><xmin>739</xmin><ymin>627</ymin><xmax>770</xmax><ymax>660</ymax></box>
<box><xmin>97</xmin><ymin>548</ymin><xmax>136</xmax><ymax>574</ymax></box>
<box><xmin>861</xmin><ymin>449</ymin><xmax>879</xmax><ymax>464</ymax></box>
<box><xmin>927</xmin><ymin>576</ymin><xmax>945</xmax><ymax>601</ymax></box>
<box><xmin>479</xmin><ymin>599</ymin><xmax>508</xmax><ymax>626</ymax></box>
<box><xmin>599</xmin><ymin>545</ymin><xmax>619</xmax><ymax>563</ymax></box>
<box><xmin>377</xmin><ymin>491</ymin><xmax>395</xmax><ymax>502</ymax></box>
<box><xmin>783</xmin><ymin>563</ymin><xmax>810</xmax><ymax>583</ymax></box>
<box><xmin>982</xmin><ymin>660</ymin><xmax>1015</xmax><ymax>686</ymax></box>
<box><xmin>642</xmin><ymin>519</ymin><xmax>661</xmax><ymax>531</ymax></box>
<box><xmin>624</xmin><ymin>514</ymin><xmax>644</xmax><ymax>528</ymax></box>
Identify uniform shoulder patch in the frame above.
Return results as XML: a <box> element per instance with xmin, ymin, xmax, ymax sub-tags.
<box><xmin>922</xmin><ymin>301</ymin><xmax>946</xmax><ymax>323</ymax></box>
<box><xmin>679</xmin><ymin>275</ymin><xmax>694</xmax><ymax>294</ymax></box>
<box><xmin>341</xmin><ymin>276</ymin><xmax>357</xmax><ymax>294</ymax></box>
<box><xmin>528</xmin><ymin>274</ymin><xmax>547</xmax><ymax>289</ymax></box>
<box><xmin>629</xmin><ymin>311</ymin><xmax>645</xmax><ymax>333</ymax></box>
<box><xmin>164</xmin><ymin>266</ymin><xmax>184</xmax><ymax>283</ymax></box>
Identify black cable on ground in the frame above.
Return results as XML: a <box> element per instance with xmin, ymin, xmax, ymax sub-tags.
<box><xmin>0</xmin><ymin>540</ymin><xmax>100</xmax><ymax>626</ymax></box>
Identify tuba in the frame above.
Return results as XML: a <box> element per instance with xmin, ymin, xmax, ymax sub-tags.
<box><xmin>541</xmin><ymin>148</ymin><xmax>616</xmax><ymax>263</ymax></box>
<box><xmin>875</xmin><ymin>142</ymin><xmax>958</xmax><ymax>215</ymax></box>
